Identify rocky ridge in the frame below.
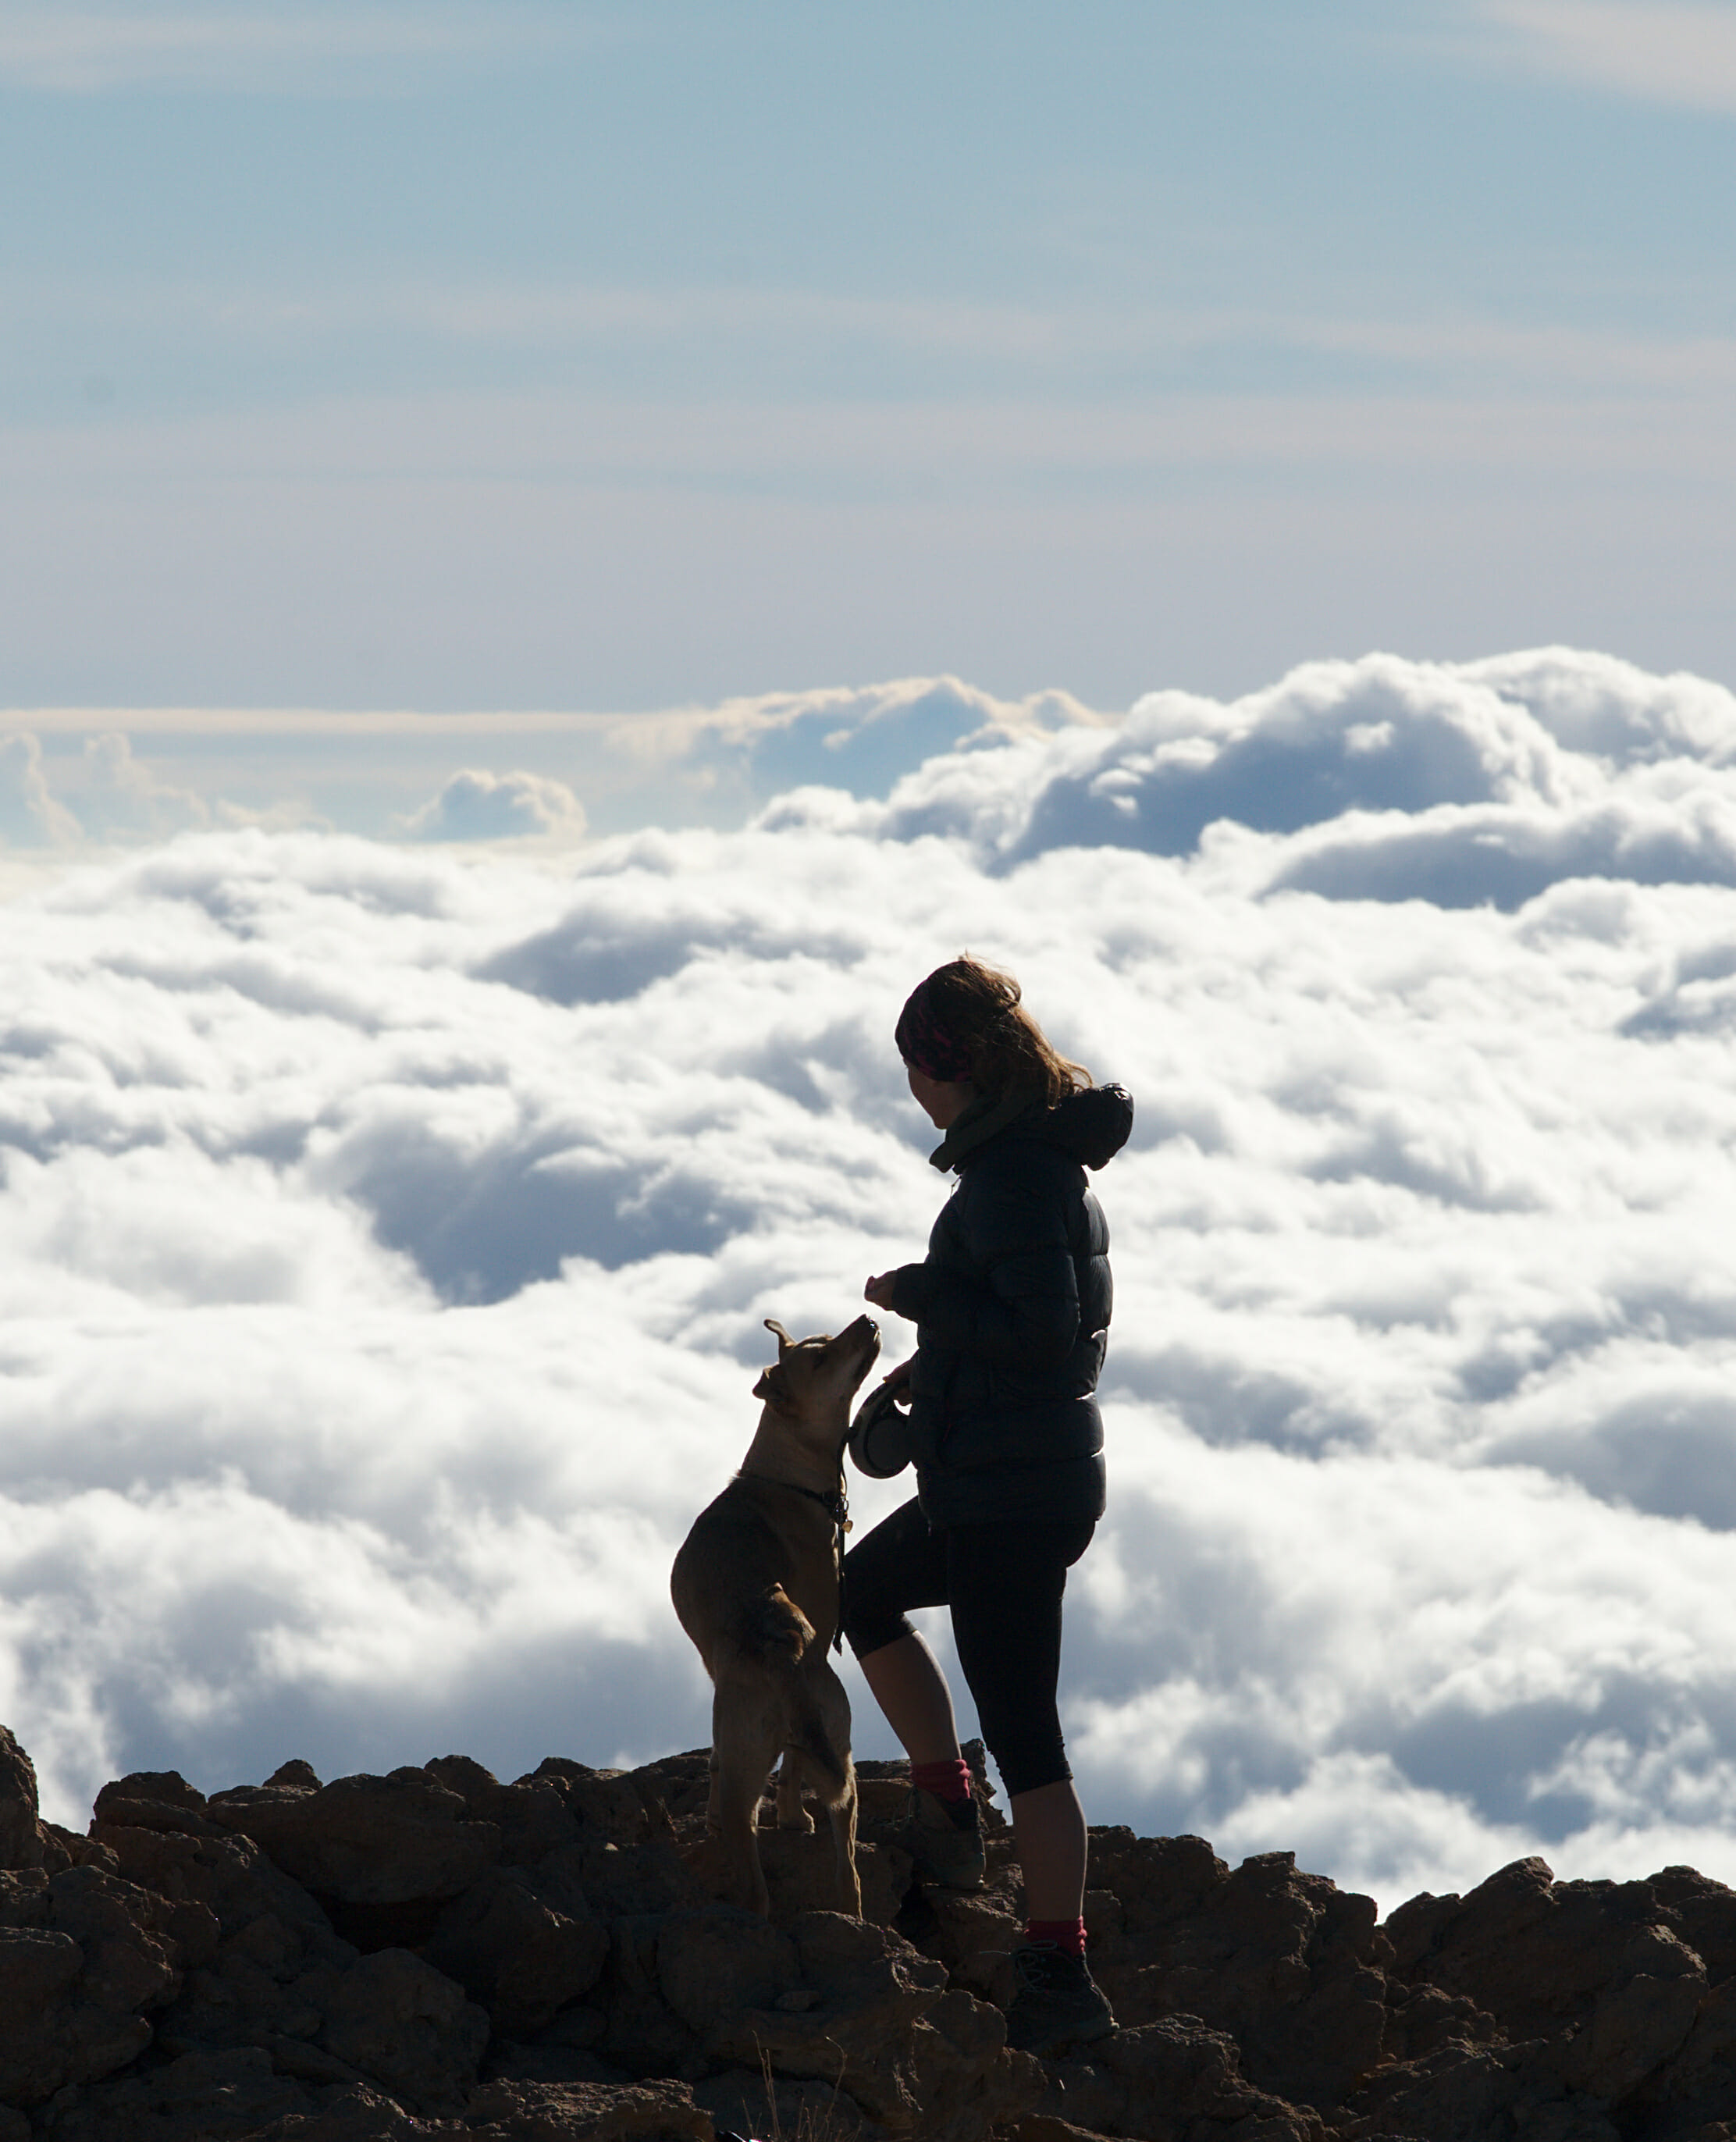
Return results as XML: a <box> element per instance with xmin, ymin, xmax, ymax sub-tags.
<box><xmin>1</xmin><ymin>1723</ymin><xmax>1733</xmax><ymax>2141</ymax></box>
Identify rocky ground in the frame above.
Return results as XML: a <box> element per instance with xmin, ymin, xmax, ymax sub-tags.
<box><xmin>2</xmin><ymin>1722</ymin><xmax>1734</xmax><ymax>2140</ymax></box>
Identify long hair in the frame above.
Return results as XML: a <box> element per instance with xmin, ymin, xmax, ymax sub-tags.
<box><xmin>903</xmin><ymin>955</ymin><xmax>1090</xmax><ymax>1106</ymax></box>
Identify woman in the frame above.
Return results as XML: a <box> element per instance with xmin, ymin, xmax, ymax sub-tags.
<box><xmin>843</xmin><ymin>955</ymin><xmax>1132</xmax><ymax>2058</ymax></box>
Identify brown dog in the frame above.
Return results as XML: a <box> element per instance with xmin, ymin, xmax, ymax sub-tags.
<box><xmin>671</xmin><ymin>1313</ymin><xmax>880</xmax><ymax>1916</ymax></box>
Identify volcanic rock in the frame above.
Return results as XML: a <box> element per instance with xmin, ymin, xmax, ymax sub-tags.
<box><xmin>3</xmin><ymin>1726</ymin><xmax>1736</xmax><ymax>2139</ymax></box>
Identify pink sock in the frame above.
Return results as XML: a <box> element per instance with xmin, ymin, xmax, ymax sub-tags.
<box><xmin>911</xmin><ymin>1757</ymin><xmax>973</xmax><ymax>1806</ymax></box>
<box><xmin>1026</xmin><ymin>1916</ymin><xmax>1087</xmax><ymax>1958</ymax></box>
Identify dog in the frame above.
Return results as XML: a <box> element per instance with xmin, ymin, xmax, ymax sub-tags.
<box><xmin>671</xmin><ymin>1313</ymin><xmax>880</xmax><ymax>1917</ymax></box>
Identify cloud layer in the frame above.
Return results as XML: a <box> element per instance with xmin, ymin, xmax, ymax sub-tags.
<box><xmin>5</xmin><ymin>646</ymin><xmax>1736</xmax><ymax>1913</ymax></box>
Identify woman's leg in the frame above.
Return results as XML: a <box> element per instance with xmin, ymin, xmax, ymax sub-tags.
<box><xmin>842</xmin><ymin>1497</ymin><xmax>957</xmax><ymax>1758</ymax></box>
<box><xmin>856</xmin><ymin>1632</ymin><xmax>962</xmax><ymax>1767</ymax></box>
<box><xmin>843</xmin><ymin>1499</ymin><xmax>985</xmax><ymax>1886</ymax></box>
<box><xmin>948</xmin><ymin>1518</ymin><xmax>1114</xmax><ymax>2051</ymax></box>
<box><xmin>945</xmin><ymin>1519</ymin><xmax>1095</xmax><ymax>1921</ymax></box>
<box><xmin>1008</xmin><ymin>1777</ymin><xmax>1088</xmax><ymax>1923</ymax></box>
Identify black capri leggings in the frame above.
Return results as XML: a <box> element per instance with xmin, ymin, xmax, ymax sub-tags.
<box><xmin>841</xmin><ymin>1496</ymin><xmax>1095</xmax><ymax>1799</ymax></box>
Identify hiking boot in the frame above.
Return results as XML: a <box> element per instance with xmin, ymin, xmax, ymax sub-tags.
<box><xmin>1005</xmin><ymin>1941</ymin><xmax>1116</xmax><ymax>2056</ymax></box>
<box><xmin>869</xmin><ymin>1785</ymin><xmax>986</xmax><ymax>1890</ymax></box>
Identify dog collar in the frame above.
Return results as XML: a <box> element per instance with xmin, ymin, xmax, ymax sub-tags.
<box><xmin>791</xmin><ymin>1484</ymin><xmax>850</xmax><ymax>1532</ymax></box>
<box><xmin>738</xmin><ymin>1471</ymin><xmax>850</xmax><ymax>1530</ymax></box>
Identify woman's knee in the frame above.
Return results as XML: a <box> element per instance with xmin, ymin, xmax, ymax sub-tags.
<box><xmin>976</xmin><ymin>1703</ymin><xmax>1071</xmax><ymax>1799</ymax></box>
<box><xmin>995</xmin><ymin>1743</ymin><xmax>1073</xmax><ymax>1799</ymax></box>
<box><xmin>842</xmin><ymin>1610</ymin><xmax>917</xmax><ymax>1660</ymax></box>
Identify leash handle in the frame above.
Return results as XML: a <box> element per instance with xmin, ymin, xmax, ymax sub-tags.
<box><xmin>848</xmin><ymin>1382</ymin><xmax>915</xmax><ymax>1480</ymax></box>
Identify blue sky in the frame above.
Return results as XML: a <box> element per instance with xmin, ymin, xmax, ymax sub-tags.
<box><xmin>4</xmin><ymin>0</ymin><xmax>1735</xmax><ymax>714</ymax></box>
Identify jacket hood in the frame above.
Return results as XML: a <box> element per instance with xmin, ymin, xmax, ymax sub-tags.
<box><xmin>933</xmin><ymin>1080</ymin><xmax>1134</xmax><ymax>1172</ymax></box>
<box><xmin>1034</xmin><ymin>1083</ymin><xmax>1135</xmax><ymax>1170</ymax></box>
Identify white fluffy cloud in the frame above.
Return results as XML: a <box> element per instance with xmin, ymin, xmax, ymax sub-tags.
<box><xmin>396</xmin><ymin>767</ymin><xmax>587</xmax><ymax>843</ymax></box>
<box><xmin>0</xmin><ymin>733</ymin><xmax>78</xmax><ymax>845</ymax></box>
<box><xmin>765</xmin><ymin>647</ymin><xmax>1736</xmax><ymax>912</ymax></box>
<box><xmin>0</xmin><ymin>729</ymin><xmax>232</xmax><ymax>845</ymax></box>
<box><xmin>4</xmin><ymin>648</ymin><xmax>1736</xmax><ymax>1915</ymax></box>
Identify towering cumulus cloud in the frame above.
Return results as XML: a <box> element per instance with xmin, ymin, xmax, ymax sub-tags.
<box><xmin>3</xmin><ymin>647</ymin><xmax>1736</xmax><ymax>1908</ymax></box>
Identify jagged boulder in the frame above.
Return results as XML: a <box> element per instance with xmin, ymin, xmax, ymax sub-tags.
<box><xmin>422</xmin><ymin>1759</ymin><xmax>582</xmax><ymax>1867</ymax></box>
<box><xmin>1016</xmin><ymin>2015</ymin><xmax>1329</xmax><ymax>2140</ymax></box>
<box><xmin>1080</xmin><ymin>1832</ymin><xmax>1391</xmax><ymax>2111</ymax></box>
<box><xmin>0</xmin><ymin>1859</ymin><xmax>195</xmax><ymax>2108</ymax></box>
<box><xmin>419</xmin><ymin>1864</ymin><xmax>609</xmax><ymax>2036</ymax></box>
<box><xmin>693</xmin><ymin>1908</ymin><xmax>1026</xmax><ymax>2136</ymax></box>
<box><xmin>91</xmin><ymin>1783</ymin><xmax>361</xmax><ymax>2074</ymax></box>
<box><xmin>0</xmin><ymin>1727</ymin><xmax>47</xmax><ymax>1874</ymax></box>
<box><xmin>206</xmin><ymin>1769</ymin><xmax>500</xmax><ymax>1918</ymax></box>
<box><xmin>308</xmin><ymin>1947</ymin><xmax>489</xmax><ymax>2115</ymax></box>
<box><xmin>1386</xmin><ymin>1854</ymin><xmax>1710</xmax><ymax>2101</ymax></box>
<box><xmin>40</xmin><ymin>2045</ymin><xmax>318</xmax><ymax>2141</ymax></box>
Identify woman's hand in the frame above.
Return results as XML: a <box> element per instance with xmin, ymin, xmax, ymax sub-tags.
<box><xmin>876</xmin><ymin>1356</ymin><xmax>913</xmax><ymax>1392</ymax></box>
<box><xmin>864</xmin><ymin>1271</ymin><xmax>900</xmax><ymax>1311</ymax></box>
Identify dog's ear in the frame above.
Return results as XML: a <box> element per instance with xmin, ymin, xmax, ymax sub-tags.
<box><xmin>753</xmin><ymin>1361</ymin><xmax>796</xmax><ymax>1411</ymax></box>
<box><xmin>764</xmin><ymin>1318</ymin><xmax>792</xmax><ymax>1350</ymax></box>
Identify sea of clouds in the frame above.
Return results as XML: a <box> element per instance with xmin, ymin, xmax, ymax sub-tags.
<box><xmin>5</xmin><ymin>645</ymin><xmax>1736</xmax><ymax>1912</ymax></box>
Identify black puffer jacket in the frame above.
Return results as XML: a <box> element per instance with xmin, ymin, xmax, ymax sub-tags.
<box><xmin>888</xmin><ymin>1082</ymin><xmax>1133</xmax><ymax>1527</ymax></box>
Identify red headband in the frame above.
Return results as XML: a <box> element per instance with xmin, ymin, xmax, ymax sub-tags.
<box><xmin>895</xmin><ymin>977</ymin><xmax>975</xmax><ymax>1083</ymax></box>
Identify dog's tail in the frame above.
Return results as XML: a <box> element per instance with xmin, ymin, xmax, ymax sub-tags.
<box><xmin>734</xmin><ymin>1585</ymin><xmax>850</xmax><ymax>1800</ymax></box>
